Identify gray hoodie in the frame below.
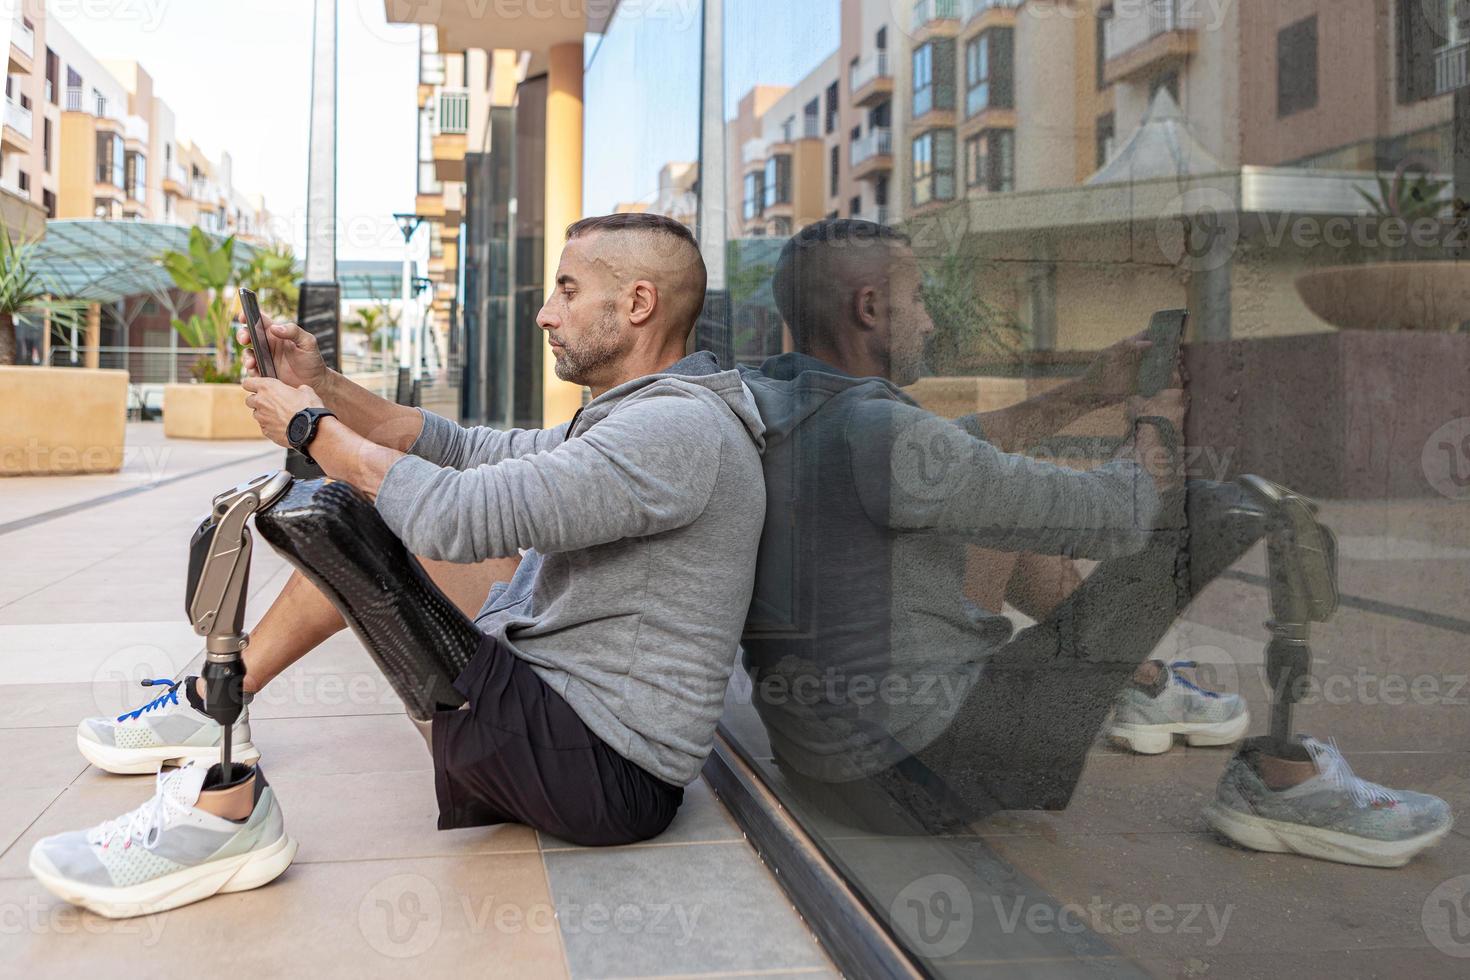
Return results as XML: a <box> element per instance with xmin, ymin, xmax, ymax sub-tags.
<box><xmin>375</xmin><ymin>351</ymin><xmax>767</xmax><ymax>785</ymax></box>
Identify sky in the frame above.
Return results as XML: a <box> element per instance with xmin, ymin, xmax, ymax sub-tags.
<box><xmin>55</xmin><ymin>0</ymin><xmax>421</xmax><ymax>261</ymax></box>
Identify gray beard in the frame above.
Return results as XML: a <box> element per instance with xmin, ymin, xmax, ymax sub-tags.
<box><xmin>553</xmin><ymin>308</ymin><xmax>622</xmax><ymax>385</ymax></box>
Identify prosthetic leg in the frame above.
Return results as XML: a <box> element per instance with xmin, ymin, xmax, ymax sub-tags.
<box><xmin>1234</xmin><ymin>475</ymin><xmax>1340</xmax><ymax>752</ymax></box>
<box><xmin>185</xmin><ymin>470</ymin><xmax>293</xmax><ymax>781</ymax></box>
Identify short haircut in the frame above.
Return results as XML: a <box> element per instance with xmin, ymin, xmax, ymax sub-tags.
<box><xmin>565</xmin><ymin>212</ymin><xmax>707</xmax><ymax>335</ymax></box>
<box><xmin>772</xmin><ymin>218</ymin><xmax>910</xmax><ymax>353</ymax></box>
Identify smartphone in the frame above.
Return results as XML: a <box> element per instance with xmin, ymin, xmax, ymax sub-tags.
<box><xmin>1137</xmin><ymin>309</ymin><xmax>1186</xmax><ymax>397</ymax></box>
<box><xmin>238</xmin><ymin>287</ymin><xmax>276</xmax><ymax>380</ymax></box>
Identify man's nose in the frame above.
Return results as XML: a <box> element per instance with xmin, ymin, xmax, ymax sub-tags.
<box><xmin>535</xmin><ymin>305</ymin><xmax>556</xmax><ymax>331</ymax></box>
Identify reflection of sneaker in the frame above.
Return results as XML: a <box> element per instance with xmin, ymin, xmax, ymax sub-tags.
<box><xmin>1205</xmin><ymin>736</ymin><xmax>1453</xmax><ymax>868</ymax></box>
<box><xmin>77</xmin><ymin>677</ymin><xmax>258</xmax><ymax>774</ymax></box>
<box><xmin>1108</xmin><ymin>660</ymin><xmax>1249</xmax><ymax>754</ymax></box>
<box><xmin>29</xmin><ymin>763</ymin><xmax>296</xmax><ymax>918</ymax></box>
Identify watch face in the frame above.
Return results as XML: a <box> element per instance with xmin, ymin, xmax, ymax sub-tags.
<box><xmin>287</xmin><ymin>412</ymin><xmax>309</xmax><ymax>447</ymax></box>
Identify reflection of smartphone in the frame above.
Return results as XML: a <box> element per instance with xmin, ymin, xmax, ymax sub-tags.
<box><xmin>1137</xmin><ymin>309</ymin><xmax>1186</xmax><ymax>397</ymax></box>
<box><xmin>238</xmin><ymin>287</ymin><xmax>276</xmax><ymax>379</ymax></box>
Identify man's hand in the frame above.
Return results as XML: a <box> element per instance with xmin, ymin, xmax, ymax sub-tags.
<box><xmin>237</xmin><ymin>313</ymin><xmax>329</xmax><ymax>392</ymax></box>
<box><xmin>243</xmin><ymin>377</ymin><xmax>324</xmax><ymax>447</ymax></box>
<box><xmin>1122</xmin><ymin>387</ymin><xmax>1186</xmax><ymax>493</ymax></box>
<box><xmin>1079</xmin><ymin>329</ymin><xmax>1155</xmax><ymax>405</ymax></box>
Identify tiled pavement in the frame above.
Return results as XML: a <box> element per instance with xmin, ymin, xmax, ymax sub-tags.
<box><xmin>0</xmin><ymin>424</ymin><xmax>834</xmax><ymax>979</ymax></box>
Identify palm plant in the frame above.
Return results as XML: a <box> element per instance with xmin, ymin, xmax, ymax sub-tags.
<box><xmin>920</xmin><ymin>251</ymin><xmax>1028</xmax><ymax>375</ymax></box>
<box><xmin>0</xmin><ymin>228</ymin><xmax>89</xmax><ymax>366</ymax></box>
<box><xmin>347</xmin><ymin>302</ymin><xmax>398</xmax><ymax>356</ymax></box>
<box><xmin>237</xmin><ymin>243</ymin><xmax>300</xmax><ymax>318</ymax></box>
<box><xmin>1357</xmin><ymin>165</ymin><xmax>1450</xmax><ymax>222</ymax></box>
<box><xmin>159</xmin><ymin>228</ymin><xmax>243</xmax><ymax>382</ymax></box>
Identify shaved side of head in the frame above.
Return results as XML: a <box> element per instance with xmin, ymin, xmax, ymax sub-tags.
<box><xmin>566</xmin><ymin>213</ymin><xmax>708</xmax><ymax>338</ymax></box>
<box><xmin>772</xmin><ymin>219</ymin><xmax>912</xmax><ymax>353</ymax></box>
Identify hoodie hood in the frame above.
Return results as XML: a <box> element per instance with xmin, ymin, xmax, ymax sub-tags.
<box><xmin>738</xmin><ymin>352</ymin><xmax>912</xmax><ymax>446</ymax></box>
<box><xmin>576</xmin><ymin>350</ymin><xmax>766</xmax><ymax>453</ymax></box>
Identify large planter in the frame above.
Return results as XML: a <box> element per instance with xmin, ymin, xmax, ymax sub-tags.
<box><xmin>1184</xmin><ymin>330</ymin><xmax>1470</xmax><ymax>498</ymax></box>
<box><xmin>1295</xmin><ymin>262</ymin><xmax>1470</xmax><ymax>332</ymax></box>
<box><xmin>0</xmin><ymin>366</ymin><xmax>129</xmax><ymax>475</ymax></box>
<box><xmin>163</xmin><ymin>383</ymin><xmax>266</xmax><ymax>441</ymax></box>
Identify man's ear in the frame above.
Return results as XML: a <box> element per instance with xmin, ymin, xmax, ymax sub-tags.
<box><xmin>854</xmin><ymin>285</ymin><xmax>879</xmax><ymax>331</ymax></box>
<box><xmin>629</xmin><ymin>280</ymin><xmax>658</xmax><ymax>326</ymax></box>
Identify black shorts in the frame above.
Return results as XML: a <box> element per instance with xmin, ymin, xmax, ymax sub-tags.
<box><xmin>430</xmin><ymin>635</ymin><xmax>685</xmax><ymax>846</ymax></box>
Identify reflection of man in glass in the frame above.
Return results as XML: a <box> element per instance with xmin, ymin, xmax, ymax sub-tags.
<box><xmin>738</xmin><ymin>220</ymin><xmax>1451</xmax><ymax>862</ymax></box>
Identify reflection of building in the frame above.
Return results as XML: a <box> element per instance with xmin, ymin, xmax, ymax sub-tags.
<box><xmin>615</xmin><ymin>161</ymin><xmax>699</xmax><ymax>228</ymax></box>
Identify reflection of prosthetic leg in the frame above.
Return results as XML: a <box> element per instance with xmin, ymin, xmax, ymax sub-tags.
<box><xmin>252</xmin><ymin>478</ymin><xmax>482</xmax><ymax>723</ymax></box>
<box><xmin>185</xmin><ymin>471</ymin><xmax>294</xmax><ymax>782</ymax></box>
<box><xmin>1234</xmin><ymin>475</ymin><xmax>1339</xmax><ymax>752</ymax></box>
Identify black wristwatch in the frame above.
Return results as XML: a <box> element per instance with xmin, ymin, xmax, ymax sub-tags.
<box><xmin>287</xmin><ymin>408</ymin><xmax>336</xmax><ymax>464</ymax></box>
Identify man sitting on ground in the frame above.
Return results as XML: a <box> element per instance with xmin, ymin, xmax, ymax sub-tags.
<box><xmin>32</xmin><ymin>213</ymin><xmax>768</xmax><ymax>918</ymax></box>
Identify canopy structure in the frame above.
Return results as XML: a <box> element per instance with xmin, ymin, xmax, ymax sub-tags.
<box><xmin>27</xmin><ymin>220</ymin><xmax>265</xmax><ymax>314</ymax></box>
<box><xmin>1086</xmin><ymin>87</ymin><xmax>1226</xmax><ymax>186</ymax></box>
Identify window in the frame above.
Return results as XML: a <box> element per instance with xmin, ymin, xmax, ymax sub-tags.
<box><xmin>877</xmin><ymin>27</ymin><xmax>886</xmax><ymax>51</ymax></box>
<box><xmin>1096</xmin><ymin>111</ymin><xmax>1116</xmax><ymax>168</ymax></box>
<box><xmin>869</xmin><ymin>100</ymin><xmax>891</xmax><ymax>129</ymax></box>
<box><xmin>912</xmin><ymin>129</ymin><xmax>956</xmax><ymax>206</ymax></box>
<box><xmin>913</xmin><ymin>42</ymin><xmax>955</xmax><ymax>118</ymax></box>
<box><xmin>850</xmin><ymin>124</ymin><xmax>861</xmax><ymax>144</ymax></box>
<box><xmin>763</xmin><ymin>154</ymin><xmax>791</xmax><ymax>208</ymax></box>
<box><xmin>781</xmin><ymin>115</ymin><xmax>795</xmax><ymax>142</ymax></box>
<box><xmin>1277</xmin><ymin>16</ymin><xmax>1318</xmax><ymax>117</ymax></box>
<box><xmin>1096</xmin><ymin>4</ymin><xmax>1113</xmax><ymax>90</ymax></box>
<box><xmin>803</xmin><ymin>97</ymin><xmax>820</xmax><ymax>138</ymax></box>
<box><xmin>92</xmin><ymin>88</ymin><xmax>107</xmax><ymax>117</ymax></box>
<box><xmin>824</xmin><ymin>81</ymin><xmax>839</xmax><ymax>133</ymax></box>
<box><xmin>96</xmin><ymin>132</ymin><xmax>124</xmax><ymax>187</ymax></box>
<box><xmin>964</xmin><ymin>129</ymin><xmax>1013</xmax><ymax>192</ymax></box>
<box><xmin>850</xmin><ymin>195</ymin><xmax>862</xmax><ymax>217</ymax></box>
<box><xmin>42</xmin><ymin>188</ymin><xmax>54</xmax><ymax>218</ymax></box>
<box><xmin>45</xmin><ymin>48</ymin><xmax>58</xmax><ymax>104</ymax></box>
<box><xmin>1398</xmin><ymin>0</ymin><xmax>1463</xmax><ymax>102</ymax></box>
<box><xmin>830</xmin><ymin>144</ymin><xmax>839</xmax><ymax>197</ymax></box>
<box><xmin>966</xmin><ymin>27</ymin><xmax>1014</xmax><ymax>116</ymax></box>
<box><xmin>743</xmin><ymin>170</ymin><xmax>765</xmax><ymax>221</ymax></box>
<box><xmin>42</xmin><ymin>117</ymin><xmax>50</xmax><ymax>172</ymax></box>
<box><xmin>17</xmin><ymin>170</ymin><xmax>28</xmax><ymax>193</ymax></box>
<box><xmin>125</xmin><ymin>152</ymin><xmax>147</xmax><ymax>200</ymax></box>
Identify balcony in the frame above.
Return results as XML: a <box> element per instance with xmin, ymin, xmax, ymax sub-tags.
<box><xmin>3</xmin><ymin>96</ymin><xmax>32</xmax><ymax>149</ymax></box>
<box><xmin>162</xmin><ymin>160</ymin><xmax>188</xmax><ymax>196</ymax></box>
<box><xmin>1103</xmin><ymin>0</ymin><xmax>1200</xmax><ymax>85</ymax></box>
<box><xmin>849</xmin><ymin>126</ymin><xmax>893</xmax><ymax>180</ymax></box>
<box><xmin>123</xmin><ymin>113</ymin><xmax>150</xmax><ymax>148</ymax></box>
<box><xmin>432</xmin><ymin>88</ymin><xmax>468</xmax><ymax>182</ymax></box>
<box><xmin>960</xmin><ymin>0</ymin><xmax>1019</xmax><ymax>39</ymax></box>
<box><xmin>912</xmin><ymin>0</ymin><xmax>961</xmax><ymax>40</ymax></box>
<box><xmin>742</xmin><ymin>137</ymin><xmax>769</xmax><ymax>169</ymax></box>
<box><xmin>1435</xmin><ymin>41</ymin><xmax>1469</xmax><ymax>96</ymax></box>
<box><xmin>850</xmin><ymin>51</ymin><xmax>894</xmax><ymax>107</ymax></box>
<box><xmin>10</xmin><ymin>16</ymin><xmax>34</xmax><ymax>70</ymax></box>
<box><xmin>191</xmin><ymin>177</ymin><xmax>222</xmax><ymax>209</ymax></box>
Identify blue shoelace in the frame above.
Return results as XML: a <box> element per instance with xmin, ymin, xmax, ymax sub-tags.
<box><xmin>116</xmin><ymin>678</ymin><xmax>181</xmax><ymax>722</ymax></box>
<box><xmin>1167</xmin><ymin>661</ymin><xmax>1220</xmax><ymax>698</ymax></box>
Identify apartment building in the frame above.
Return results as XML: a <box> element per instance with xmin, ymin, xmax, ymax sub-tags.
<box><xmin>0</xmin><ymin>3</ymin><xmax>270</xmax><ymax>240</ymax></box>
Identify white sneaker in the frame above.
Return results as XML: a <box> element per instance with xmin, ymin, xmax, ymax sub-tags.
<box><xmin>77</xmin><ymin>676</ymin><xmax>258</xmax><ymax>774</ymax></box>
<box><xmin>1108</xmin><ymin>660</ymin><xmax>1250</xmax><ymax>754</ymax></box>
<box><xmin>30</xmin><ymin>763</ymin><xmax>297</xmax><ymax>918</ymax></box>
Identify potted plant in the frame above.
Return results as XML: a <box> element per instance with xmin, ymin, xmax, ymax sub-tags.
<box><xmin>158</xmin><ymin>228</ymin><xmax>262</xmax><ymax>440</ymax></box>
<box><xmin>0</xmin><ymin>229</ymin><xmax>122</xmax><ymax>476</ymax></box>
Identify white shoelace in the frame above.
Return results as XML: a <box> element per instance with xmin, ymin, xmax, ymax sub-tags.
<box><xmin>1303</xmin><ymin>737</ymin><xmax>1401</xmax><ymax>808</ymax></box>
<box><xmin>86</xmin><ymin>769</ymin><xmax>195</xmax><ymax>850</ymax></box>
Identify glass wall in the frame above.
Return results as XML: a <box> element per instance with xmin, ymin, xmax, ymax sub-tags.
<box><xmin>597</xmin><ymin>0</ymin><xmax>1470</xmax><ymax>973</ymax></box>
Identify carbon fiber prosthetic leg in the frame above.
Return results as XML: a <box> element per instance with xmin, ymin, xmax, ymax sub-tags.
<box><xmin>254</xmin><ymin>478</ymin><xmax>481</xmax><ymax>720</ymax></box>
